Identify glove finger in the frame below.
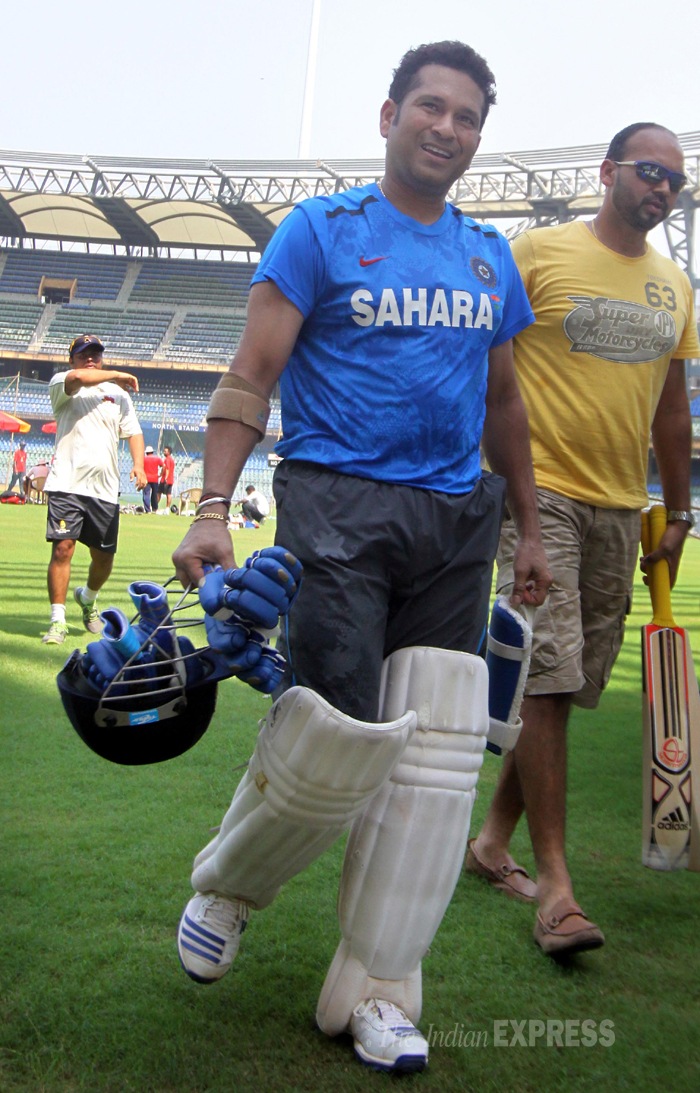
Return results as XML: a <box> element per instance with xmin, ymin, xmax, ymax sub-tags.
<box><xmin>128</xmin><ymin>581</ymin><xmax>170</xmax><ymax>627</ymax></box>
<box><xmin>198</xmin><ymin>567</ymin><xmax>228</xmax><ymax>617</ymax></box>
<box><xmin>251</xmin><ymin>546</ymin><xmax>303</xmax><ymax>585</ymax></box>
<box><xmin>221</xmin><ymin>588</ymin><xmax>281</xmax><ymax>630</ymax></box>
<box><xmin>238</xmin><ymin>647</ymin><xmax>286</xmax><ymax>694</ymax></box>
<box><xmin>223</xmin><ymin>566</ymin><xmax>290</xmax><ymax>611</ymax></box>
<box><xmin>204</xmin><ymin>615</ymin><xmax>252</xmax><ymax>656</ymax></box>
<box><xmin>246</xmin><ymin>554</ymin><xmax>301</xmax><ymax>598</ymax></box>
<box><xmin>84</xmin><ymin>640</ymin><xmax>129</xmax><ymax>683</ymax></box>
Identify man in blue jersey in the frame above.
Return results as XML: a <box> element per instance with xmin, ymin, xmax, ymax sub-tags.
<box><xmin>172</xmin><ymin>41</ymin><xmax>550</xmax><ymax>1073</ymax></box>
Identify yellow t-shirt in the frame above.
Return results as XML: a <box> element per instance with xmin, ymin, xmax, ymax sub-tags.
<box><xmin>512</xmin><ymin>220</ymin><xmax>700</xmax><ymax>508</ymax></box>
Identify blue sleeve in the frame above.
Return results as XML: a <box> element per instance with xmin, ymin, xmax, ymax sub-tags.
<box><xmin>492</xmin><ymin>239</ymin><xmax>535</xmax><ymax>347</ymax></box>
<box><xmin>251</xmin><ymin>206</ymin><xmax>326</xmax><ymax>318</ymax></box>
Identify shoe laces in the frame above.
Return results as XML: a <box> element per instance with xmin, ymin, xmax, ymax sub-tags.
<box><xmin>370</xmin><ymin>999</ymin><xmax>415</xmax><ymax>1033</ymax></box>
<box><xmin>200</xmin><ymin>895</ymin><xmax>247</xmax><ymax>934</ymax></box>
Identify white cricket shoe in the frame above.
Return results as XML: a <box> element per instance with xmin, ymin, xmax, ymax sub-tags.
<box><xmin>177</xmin><ymin>892</ymin><xmax>249</xmax><ymax>983</ymax></box>
<box><xmin>350</xmin><ymin>998</ymin><xmax>428</xmax><ymax>1073</ymax></box>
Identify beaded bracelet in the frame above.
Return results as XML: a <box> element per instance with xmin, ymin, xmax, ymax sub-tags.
<box><xmin>195</xmin><ymin>494</ymin><xmax>231</xmax><ymax>513</ymax></box>
<box><xmin>191</xmin><ymin>512</ymin><xmax>228</xmax><ymax>524</ymax></box>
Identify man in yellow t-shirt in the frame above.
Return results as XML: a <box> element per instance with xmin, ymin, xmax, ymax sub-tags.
<box><xmin>467</xmin><ymin>123</ymin><xmax>700</xmax><ymax>957</ymax></box>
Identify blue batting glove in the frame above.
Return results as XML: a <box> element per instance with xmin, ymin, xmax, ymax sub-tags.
<box><xmin>128</xmin><ymin>581</ymin><xmax>171</xmax><ymax>638</ymax></box>
<box><xmin>204</xmin><ymin>614</ymin><xmax>264</xmax><ymax>670</ymax></box>
<box><xmin>237</xmin><ymin>646</ymin><xmax>287</xmax><ymax>694</ymax></box>
<box><xmin>221</xmin><ymin>546</ymin><xmax>302</xmax><ymax>629</ymax></box>
<box><xmin>83</xmin><ymin>637</ymin><xmax>157</xmax><ymax>696</ymax></box>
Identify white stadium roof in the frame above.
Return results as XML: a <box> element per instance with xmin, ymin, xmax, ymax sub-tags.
<box><xmin>0</xmin><ymin>134</ymin><xmax>698</xmax><ymax>264</ymax></box>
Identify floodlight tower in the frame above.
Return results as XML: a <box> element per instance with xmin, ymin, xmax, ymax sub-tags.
<box><xmin>298</xmin><ymin>0</ymin><xmax>322</xmax><ymax>158</ymax></box>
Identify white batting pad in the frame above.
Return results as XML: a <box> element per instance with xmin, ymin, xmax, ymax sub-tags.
<box><xmin>317</xmin><ymin>646</ymin><xmax>489</xmax><ymax>1035</ymax></box>
<box><xmin>191</xmin><ymin>686</ymin><xmax>416</xmax><ymax>909</ymax></box>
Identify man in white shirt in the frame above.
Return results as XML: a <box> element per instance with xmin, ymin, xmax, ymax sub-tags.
<box><xmin>41</xmin><ymin>334</ymin><xmax>147</xmax><ymax>644</ymax></box>
<box><xmin>240</xmin><ymin>483</ymin><xmax>270</xmax><ymax>525</ymax></box>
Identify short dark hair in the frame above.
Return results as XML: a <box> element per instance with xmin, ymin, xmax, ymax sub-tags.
<box><xmin>606</xmin><ymin>122</ymin><xmax>676</xmax><ymax>162</ymax></box>
<box><xmin>388</xmin><ymin>41</ymin><xmax>496</xmax><ymax>128</ymax></box>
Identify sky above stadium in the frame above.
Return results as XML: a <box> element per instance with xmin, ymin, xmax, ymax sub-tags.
<box><xmin>5</xmin><ymin>0</ymin><xmax>699</xmax><ymax>162</ymax></box>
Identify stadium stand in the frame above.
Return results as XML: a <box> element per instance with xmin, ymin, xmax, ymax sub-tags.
<box><xmin>165</xmin><ymin>313</ymin><xmax>246</xmax><ymax>362</ymax></box>
<box><xmin>0</xmin><ymin>251</ymin><xmax>128</xmax><ymax>301</ymax></box>
<box><xmin>0</xmin><ymin>301</ymin><xmax>44</xmax><ymax>351</ymax></box>
<box><xmin>130</xmin><ymin>258</ymin><xmax>252</xmax><ymax>308</ymax></box>
<box><xmin>41</xmin><ymin>304</ymin><xmax>174</xmax><ymax>360</ymax></box>
<box><xmin>0</xmin><ymin>249</ymin><xmax>253</xmax><ymax>367</ymax></box>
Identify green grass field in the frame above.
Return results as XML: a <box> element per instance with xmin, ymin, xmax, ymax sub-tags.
<box><xmin>1</xmin><ymin>505</ymin><xmax>699</xmax><ymax>1093</ymax></box>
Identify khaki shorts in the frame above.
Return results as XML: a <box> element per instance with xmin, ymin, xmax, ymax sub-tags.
<box><xmin>497</xmin><ymin>489</ymin><xmax>640</xmax><ymax>709</ymax></box>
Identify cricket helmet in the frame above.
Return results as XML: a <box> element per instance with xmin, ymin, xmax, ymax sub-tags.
<box><xmin>56</xmin><ymin>580</ymin><xmax>234</xmax><ymax>766</ymax></box>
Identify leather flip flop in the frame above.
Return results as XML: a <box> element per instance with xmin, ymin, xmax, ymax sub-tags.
<box><xmin>464</xmin><ymin>838</ymin><xmax>537</xmax><ymax>903</ymax></box>
<box><xmin>533</xmin><ymin>898</ymin><xmax>605</xmax><ymax>956</ymax></box>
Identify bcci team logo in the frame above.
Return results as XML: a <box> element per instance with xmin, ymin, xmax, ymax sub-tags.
<box><xmin>470</xmin><ymin>256</ymin><xmax>497</xmax><ymax>288</ymax></box>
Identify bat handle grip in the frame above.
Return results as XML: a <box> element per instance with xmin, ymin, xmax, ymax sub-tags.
<box><xmin>646</xmin><ymin>503</ymin><xmax>675</xmax><ymax>627</ymax></box>
<box><xmin>640</xmin><ymin>508</ymin><xmax>651</xmax><ymax>556</ymax></box>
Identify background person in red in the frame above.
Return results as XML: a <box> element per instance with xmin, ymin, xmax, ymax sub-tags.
<box><xmin>158</xmin><ymin>445</ymin><xmax>175</xmax><ymax>511</ymax></box>
<box><xmin>142</xmin><ymin>445</ymin><xmax>163</xmax><ymax>513</ymax></box>
<box><xmin>9</xmin><ymin>439</ymin><xmax>27</xmax><ymax>492</ymax></box>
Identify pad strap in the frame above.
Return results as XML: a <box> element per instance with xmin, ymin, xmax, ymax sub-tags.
<box><xmin>206</xmin><ymin>373</ymin><xmax>270</xmax><ymax>439</ymax></box>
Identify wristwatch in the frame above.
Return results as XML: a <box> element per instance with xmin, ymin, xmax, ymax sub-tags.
<box><xmin>667</xmin><ymin>509</ymin><xmax>696</xmax><ymax>528</ymax></box>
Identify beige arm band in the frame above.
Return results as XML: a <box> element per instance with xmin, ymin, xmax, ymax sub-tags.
<box><xmin>206</xmin><ymin>373</ymin><xmax>271</xmax><ymax>440</ymax></box>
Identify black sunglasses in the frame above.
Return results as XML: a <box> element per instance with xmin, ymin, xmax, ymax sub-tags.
<box><xmin>614</xmin><ymin>160</ymin><xmax>687</xmax><ymax>193</ymax></box>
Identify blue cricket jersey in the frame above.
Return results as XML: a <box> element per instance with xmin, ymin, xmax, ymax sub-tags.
<box><xmin>252</xmin><ymin>183</ymin><xmax>534</xmax><ymax>493</ymax></box>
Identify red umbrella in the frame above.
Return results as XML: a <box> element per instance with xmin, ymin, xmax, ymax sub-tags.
<box><xmin>0</xmin><ymin>410</ymin><xmax>31</xmax><ymax>434</ymax></box>
<box><xmin>41</xmin><ymin>421</ymin><xmax>57</xmax><ymax>434</ymax></box>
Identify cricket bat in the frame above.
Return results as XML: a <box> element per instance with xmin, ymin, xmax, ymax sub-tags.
<box><xmin>640</xmin><ymin>503</ymin><xmax>700</xmax><ymax>871</ymax></box>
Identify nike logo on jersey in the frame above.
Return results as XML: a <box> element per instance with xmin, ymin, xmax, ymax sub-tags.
<box><xmin>359</xmin><ymin>256</ymin><xmax>388</xmax><ymax>267</ymax></box>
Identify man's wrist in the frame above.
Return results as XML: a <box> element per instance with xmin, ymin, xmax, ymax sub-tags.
<box><xmin>667</xmin><ymin>509</ymin><xmax>695</xmax><ymax>529</ymax></box>
<box><xmin>196</xmin><ymin>495</ymin><xmax>231</xmax><ymax>514</ymax></box>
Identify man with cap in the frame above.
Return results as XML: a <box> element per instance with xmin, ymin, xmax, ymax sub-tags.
<box><xmin>41</xmin><ymin>334</ymin><xmax>147</xmax><ymax>644</ymax></box>
<box><xmin>8</xmin><ymin>439</ymin><xmax>27</xmax><ymax>493</ymax></box>
<box><xmin>142</xmin><ymin>445</ymin><xmax>163</xmax><ymax>513</ymax></box>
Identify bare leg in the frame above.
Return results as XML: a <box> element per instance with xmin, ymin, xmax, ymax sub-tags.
<box><xmin>85</xmin><ymin>547</ymin><xmax>114</xmax><ymax>594</ymax></box>
<box><xmin>47</xmin><ymin>539</ymin><xmax>77</xmax><ymax>605</ymax></box>
<box><xmin>471</xmin><ymin>692</ymin><xmax>574</xmax><ymax>914</ymax></box>
<box><xmin>514</xmin><ymin>693</ymin><xmax>573</xmax><ymax>917</ymax></box>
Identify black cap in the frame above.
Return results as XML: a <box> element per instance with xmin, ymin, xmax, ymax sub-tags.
<box><xmin>69</xmin><ymin>334</ymin><xmax>105</xmax><ymax>358</ymax></box>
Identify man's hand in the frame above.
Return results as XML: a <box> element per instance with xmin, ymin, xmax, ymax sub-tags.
<box><xmin>106</xmin><ymin>371</ymin><xmax>140</xmax><ymax>393</ymax></box>
<box><xmin>173</xmin><ymin>520</ymin><xmax>236</xmax><ymax>589</ymax></box>
<box><xmin>130</xmin><ymin>466</ymin><xmax>148</xmax><ymax>490</ymax></box>
<box><xmin>509</xmin><ymin>537</ymin><xmax>552</xmax><ymax>608</ymax></box>
<box><xmin>640</xmin><ymin>521</ymin><xmax>689</xmax><ymax>589</ymax></box>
